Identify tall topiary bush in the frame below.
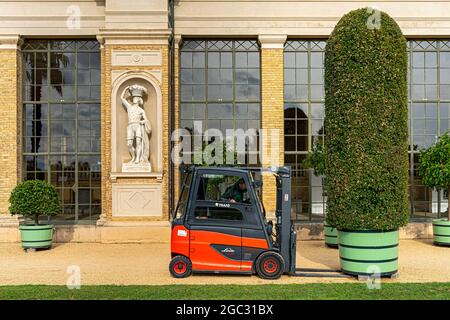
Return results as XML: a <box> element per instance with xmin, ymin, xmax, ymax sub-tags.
<box><xmin>324</xmin><ymin>8</ymin><xmax>409</xmax><ymax>231</ymax></box>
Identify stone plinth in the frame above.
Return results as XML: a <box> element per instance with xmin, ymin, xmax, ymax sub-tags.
<box><xmin>122</xmin><ymin>162</ymin><xmax>152</xmax><ymax>172</ymax></box>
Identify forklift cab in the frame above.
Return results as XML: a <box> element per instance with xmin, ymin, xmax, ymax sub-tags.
<box><xmin>170</xmin><ymin>166</ymin><xmax>297</xmax><ymax>280</ymax></box>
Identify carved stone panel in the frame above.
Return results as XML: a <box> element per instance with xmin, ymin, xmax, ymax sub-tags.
<box><xmin>111</xmin><ymin>50</ymin><xmax>162</xmax><ymax>66</ymax></box>
<box><xmin>112</xmin><ymin>184</ymin><xmax>162</xmax><ymax>217</ymax></box>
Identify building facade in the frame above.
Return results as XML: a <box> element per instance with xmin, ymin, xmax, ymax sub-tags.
<box><xmin>0</xmin><ymin>0</ymin><xmax>449</xmax><ymax>242</ymax></box>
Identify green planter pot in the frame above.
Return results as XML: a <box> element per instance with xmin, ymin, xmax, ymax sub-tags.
<box><xmin>324</xmin><ymin>223</ymin><xmax>338</xmax><ymax>248</ymax></box>
<box><xmin>433</xmin><ymin>218</ymin><xmax>450</xmax><ymax>246</ymax></box>
<box><xmin>19</xmin><ymin>224</ymin><xmax>54</xmax><ymax>249</ymax></box>
<box><xmin>337</xmin><ymin>229</ymin><xmax>399</xmax><ymax>277</ymax></box>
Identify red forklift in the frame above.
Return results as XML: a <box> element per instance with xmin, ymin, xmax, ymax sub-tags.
<box><xmin>169</xmin><ymin>166</ymin><xmax>346</xmax><ymax>279</ymax></box>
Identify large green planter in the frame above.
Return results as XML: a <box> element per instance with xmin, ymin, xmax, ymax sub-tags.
<box><xmin>338</xmin><ymin>230</ymin><xmax>399</xmax><ymax>276</ymax></box>
<box><xmin>433</xmin><ymin>219</ymin><xmax>450</xmax><ymax>246</ymax></box>
<box><xmin>19</xmin><ymin>224</ymin><xmax>54</xmax><ymax>249</ymax></box>
<box><xmin>324</xmin><ymin>223</ymin><xmax>338</xmax><ymax>248</ymax></box>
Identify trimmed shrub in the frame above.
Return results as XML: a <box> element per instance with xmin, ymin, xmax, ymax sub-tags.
<box><xmin>418</xmin><ymin>132</ymin><xmax>450</xmax><ymax>220</ymax></box>
<box><xmin>324</xmin><ymin>8</ymin><xmax>409</xmax><ymax>231</ymax></box>
<box><xmin>9</xmin><ymin>180</ymin><xmax>61</xmax><ymax>225</ymax></box>
<box><xmin>303</xmin><ymin>141</ymin><xmax>326</xmax><ymax>177</ymax></box>
<box><xmin>197</xmin><ymin>139</ymin><xmax>240</xmax><ymax>166</ymax></box>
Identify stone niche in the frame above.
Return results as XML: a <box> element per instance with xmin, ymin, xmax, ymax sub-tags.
<box><xmin>111</xmin><ymin>70</ymin><xmax>163</xmax><ymax>217</ymax></box>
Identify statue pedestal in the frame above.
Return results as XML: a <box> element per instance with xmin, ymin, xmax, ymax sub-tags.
<box><xmin>122</xmin><ymin>162</ymin><xmax>152</xmax><ymax>172</ymax></box>
<box><xmin>111</xmin><ymin>173</ymin><xmax>163</xmax><ymax>218</ymax></box>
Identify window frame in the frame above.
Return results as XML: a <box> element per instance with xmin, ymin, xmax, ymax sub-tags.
<box><xmin>22</xmin><ymin>39</ymin><xmax>101</xmax><ymax>224</ymax></box>
<box><xmin>283</xmin><ymin>40</ymin><xmax>327</xmax><ymax>222</ymax></box>
<box><xmin>179</xmin><ymin>39</ymin><xmax>262</xmax><ymax>164</ymax></box>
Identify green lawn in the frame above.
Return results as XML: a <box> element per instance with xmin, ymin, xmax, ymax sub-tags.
<box><xmin>0</xmin><ymin>283</ymin><xmax>449</xmax><ymax>300</ymax></box>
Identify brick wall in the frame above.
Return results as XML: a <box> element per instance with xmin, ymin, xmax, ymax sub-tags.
<box><xmin>173</xmin><ymin>46</ymin><xmax>181</xmax><ymax>203</ymax></box>
<box><xmin>0</xmin><ymin>48</ymin><xmax>21</xmax><ymax>215</ymax></box>
<box><xmin>261</xmin><ymin>48</ymin><xmax>285</xmax><ymax>215</ymax></box>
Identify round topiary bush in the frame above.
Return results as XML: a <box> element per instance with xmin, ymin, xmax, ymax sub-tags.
<box><xmin>9</xmin><ymin>180</ymin><xmax>61</xmax><ymax>225</ymax></box>
<box><xmin>303</xmin><ymin>142</ymin><xmax>326</xmax><ymax>177</ymax></box>
<box><xmin>324</xmin><ymin>8</ymin><xmax>409</xmax><ymax>231</ymax></box>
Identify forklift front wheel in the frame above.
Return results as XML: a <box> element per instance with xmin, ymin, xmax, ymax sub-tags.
<box><xmin>255</xmin><ymin>251</ymin><xmax>285</xmax><ymax>280</ymax></box>
<box><xmin>169</xmin><ymin>255</ymin><xmax>192</xmax><ymax>278</ymax></box>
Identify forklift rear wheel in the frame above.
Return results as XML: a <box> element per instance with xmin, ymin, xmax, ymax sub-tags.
<box><xmin>255</xmin><ymin>251</ymin><xmax>285</xmax><ymax>280</ymax></box>
<box><xmin>169</xmin><ymin>255</ymin><xmax>192</xmax><ymax>278</ymax></box>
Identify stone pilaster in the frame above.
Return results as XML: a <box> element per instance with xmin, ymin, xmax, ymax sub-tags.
<box><xmin>98</xmin><ymin>29</ymin><xmax>171</xmax><ymax>222</ymax></box>
<box><xmin>173</xmin><ymin>35</ymin><xmax>182</xmax><ymax>203</ymax></box>
<box><xmin>259</xmin><ymin>35</ymin><xmax>287</xmax><ymax>217</ymax></box>
<box><xmin>96</xmin><ymin>35</ymin><xmax>108</xmax><ymax>226</ymax></box>
<box><xmin>0</xmin><ymin>35</ymin><xmax>22</xmax><ymax>227</ymax></box>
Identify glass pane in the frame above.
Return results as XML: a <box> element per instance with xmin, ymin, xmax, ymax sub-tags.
<box><xmin>208</xmin><ymin>104</ymin><xmax>233</xmax><ymax>119</ymax></box>
<box><xmin>310</xmin><ymin>52</ymin><xmax>323</xmax><ymax>68</ymax></box>
<box><xmin>297</xmin><ymin>136</ymin><xmax>308</xmax><ymax>151</ymax></box>
<box><xmin>284</xmin><ymin>136</ymin><xmax>296</xmax><ymax>151</ymax></box>
<box><xmin>181</xmin><ymin>52</ymin><xmax>192</xmax><ymax>68</ymax></box>
<box><xmin>221</xmin><ymin>52</ymin><xmax>232</xmax><ymax>68</ymax></box>
<box><xmin>247</xmin><ymin>52</ymin><xmax>259</xmax><ymax>68</ymax></box>
<box><xmin>284</xmin><ymin>52</ymin><xmax>295</xmax><ymax>68</ymax></box>
<box><xmin>295</xmin><ymin>52</ymin><xmax>308</xmax><ymax>68</ymax></box>
<box><xmin>413</xmin><ymin>52</ymin><xmax>425</xmax><ymax>68</ymax></box>
<box><xmin>207</xmin><ymin>52</ymin><xmax>219</xmax><ymax>68</ymax></box>
<box><xmin>235</xmin><ymin>52</ymin><xmax>247</xmax><ymax>68</ymax></box>
<box><xmin>192</xmin><ymin>52</ymin><xmax>205</xmax><ymax>68</ymax></box>
<box><xmin>284</xmin><ymin>104</ymin><xmax>296</xmax><ymax>118</ymax></box>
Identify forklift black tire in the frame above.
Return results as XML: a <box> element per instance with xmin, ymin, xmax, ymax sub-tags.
<box><xmin>255</xmin><ymin>251</ymin><xmax>285</xmax><ymax>280</ymax></box>
<box><xmin>169</xmin><ymin>255</ymin><xmax>192</xmax><ymax>278</ymax></box>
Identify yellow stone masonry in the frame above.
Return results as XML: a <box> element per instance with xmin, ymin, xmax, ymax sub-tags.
<box><xmin>0</xmin><ymin>48</ymin><xmax>21</xmax><ymax>215</ymax></box>
<box><xmin>261</xmin><ymin>48</ymin><xmax>285</xmax><ymax>215</ymax></box>
<box><xmin>101</xmin><ymin>44</ymin><xmax>170</xmax><ymax>221</ymax></box>
<box><xmin>173</xmin><ymin>47</ymin><xmax>181</xmax><ymax>202</ymax></box>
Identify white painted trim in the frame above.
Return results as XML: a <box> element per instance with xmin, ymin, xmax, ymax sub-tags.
<box><xmin>258</xmin><ymin>35</ymin><xmax>287</xmax><ymax>49</ymax></box>
<box><xmin>110</xmin><ymin>172</ymin><xmax>163</xmax><ymax>182</ymax></box>
<box><xmin>0</xmin><ymin>34</ymin><xmax>22</xmax><ymax>50</ymax></box>
<box><xmin>99</xmin><ymin>28</ymin><xmax>170</xmax><ymax>45</ymax></box>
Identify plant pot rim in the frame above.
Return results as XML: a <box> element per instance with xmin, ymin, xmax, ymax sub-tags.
<box><xmin>19</xmin><ymin>224</ymin><xmax>54</xmax><ymax>229</ymax></box>
<box><xmin>433</xmin><ymin>218</ymin><xmax>450</xmax><ymax>224</ymax></box>
<box><xmin>337</xmin><ymin>229</ymin><xmax>398</xmax><ymax>233</ymax></box>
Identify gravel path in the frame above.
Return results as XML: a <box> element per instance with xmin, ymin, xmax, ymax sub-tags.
<box><xmin>1</xmin><ymin>240</ymin><xmax>449</xmax><ymax>285</ymax></box>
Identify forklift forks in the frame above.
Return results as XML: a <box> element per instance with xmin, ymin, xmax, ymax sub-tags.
<box><xmin>242</xmin><ymin>167</ymin><xmax>350</xmax><ymax>279</ymax></box>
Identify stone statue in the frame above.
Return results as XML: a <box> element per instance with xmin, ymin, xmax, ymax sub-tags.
<box><xmin>121</xmin><ymin>84</ymin><xmax>152</xmax><ymax>172</ymax></box>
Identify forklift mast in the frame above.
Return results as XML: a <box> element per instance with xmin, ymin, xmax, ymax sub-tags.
<box><xmin>237</xmin><ymin>166</ymin><xmax>297</xmax><ymax>275</ymax></box>
<box><xmin>273</xmin><ymin>167</ymin><xmax>297</xmax><ymax>275</ymax></box>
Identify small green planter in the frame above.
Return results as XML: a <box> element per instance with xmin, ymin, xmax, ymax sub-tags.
<box><xmin>324</xmin><ymin>223</ymin><xmax>338</xmax><ymax>248</ymax></box>
<box><xmin>19</xmin><ymin>224</ymin><xmax>54</xmax><ymax>249</ymax></box>
<box><xmin>337</xmin><ymin>229</ymin><xmax>399</xmax><ymax>277</ymax></box>
<box><xmin>433</xmin><ymin>218</ymin><xmax>450</xmax><ymax>246</ymax></box>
